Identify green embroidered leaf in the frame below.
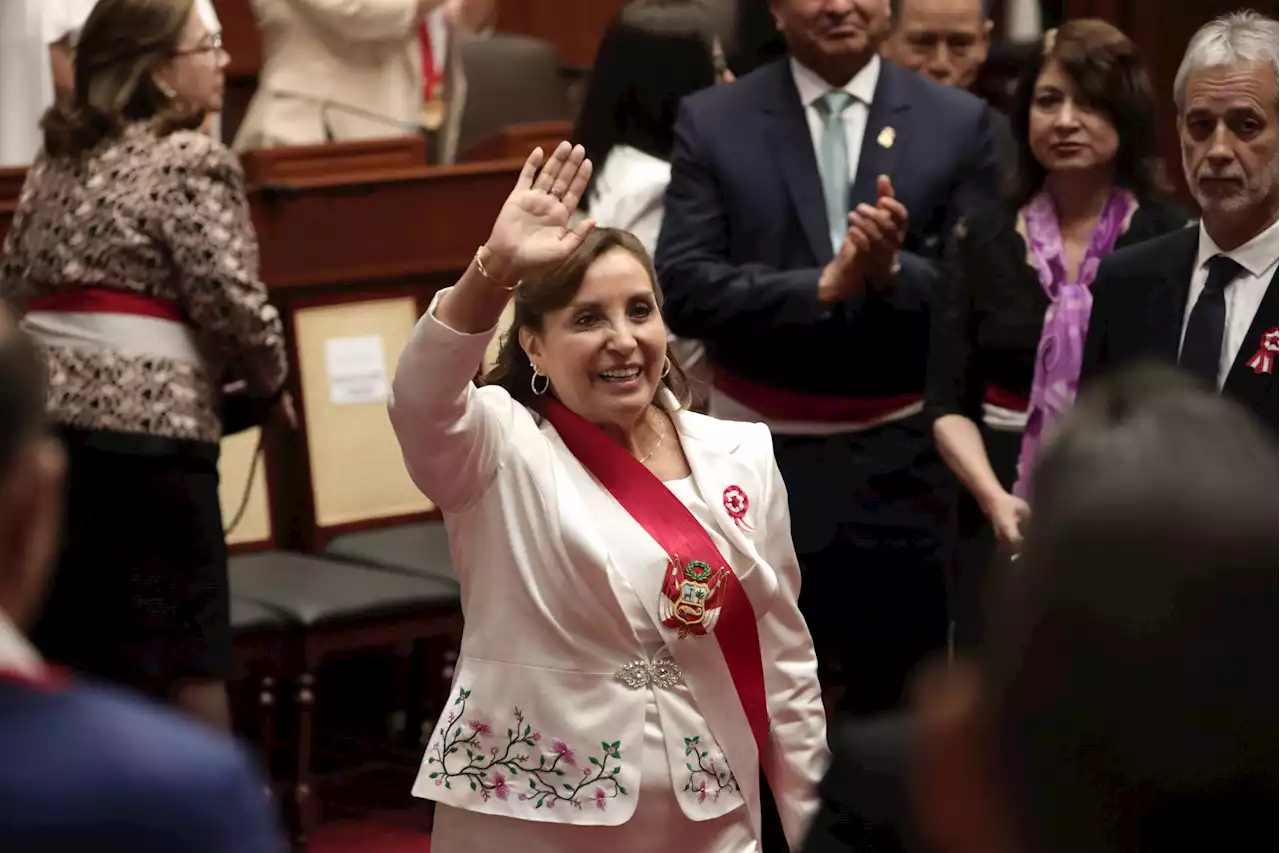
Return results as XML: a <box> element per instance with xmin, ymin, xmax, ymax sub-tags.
<box><xmin>460</xmin><ymin>689</ymin><xmax>471</xmax><ymax>698</ymax></box>
<box><xmin>684</xmin><ymin>784</ymin><xmax>691</xmax><ymax>791</ymax></box>
<box><xmin>720</xmin><ymin>772</ymin><xmax>726</xmax><ymax>779</ymax></box>
<box><xmin>529</xmin><ymin>780</ymin><xmax>538</xmax><ymax>789</ymax></box>
<box><xmin>611</xmin><ymin>768</ymin><xmax>620</xmax><ymax>775</ymax></box>
<box><xmin>686</xmin><ymin>763</ymin><xmax>694</xmax><ymax>771</ymax></box>
<box><xmin>454</xmin><ymin>727</ymin><xmax>462</xmax><ymax>738</ymax></box>
<box><xmin>445</xmin><ymin>781</ymin><xmax>452</xmax><ymax>790</ymax></box>
<box><xmin>470</xmin><ymin>781</ymin><xmax>477</xmax><ymax>791</ymax></box>
<box><xmin>524</xmin><ymin>725</ymin><xmax>531</xmax><ymax>737</ymax></box>
<box><xmin>617</xmin><ymin>785</ymin><xmax>627</xmax><ymax>795</ymax></box>
<box><xmin>555</xmin><ymin>770</ymin><xmax>564</xmax><ymax>776</ymax></box>
<box><xmin>588</xmin><ymin>757</ymin><xmax>600</xmax><ymax>767</ymax></box>
<box><xmin>448</xmin><ymin>747</ymin><xmax>458</xmax><ymax>754</ymax></box>
<box><xmin>610</xmin><ymin>741</ymin><xmax>620</xmax><ymax>748</ymax></box>
<box><xmin>428</xmin><ymin>772</ymin><xmax>439</xmax><ymax>779</ymax></box>
<box><xmin>535</xmin><ymin>800</ymin><xmax>544</xmax><ymax>809</ymax></box>
<box><xmin>702</xmin><ymin>751</ymin><xmax>709</xmax><ymax>758</ymax></box>
<box><xmin>614</xmin><ymin>752</ymin><xmax>623</xmax><ymax>760</ymax></box>
<box><xmin>563</xmin><ymin>784</ymin><xmax>573</xmax><ymax>791</ymax></box>
<box><xmin>601</xmin><ymin>742</ymin><xmax>609</xmax><ymax>751</ymax></box>
<box><xmin>507</xmin><ymin>728</ymin><xmax>513</xmax><ymax>738</ymax></box>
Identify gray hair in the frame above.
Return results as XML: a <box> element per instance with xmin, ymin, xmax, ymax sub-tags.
<box><xmin>1173</xmin><ymin>11</ymin><xmax>1279</xmax><ymax>111</ymax></box>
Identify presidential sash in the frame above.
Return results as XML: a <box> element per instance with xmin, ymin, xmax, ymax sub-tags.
<box><xmin>543</xmin><ymin>399</ymin><xmax>769</xmax><ymax>754</ymax></box>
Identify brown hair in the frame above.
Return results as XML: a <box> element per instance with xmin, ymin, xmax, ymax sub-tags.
<box><xmin>41</xmin><ymin>0</ymin><xmax>204</xmax><ymax>158</ymax></box>
<box><xmin>1008</xmin><ymin>18</ymin><xmax>1169</xmax><ymax>205</ymax></box>
<box><xmin>483</xmin><ymin>227</ymin><xmax>693</xmax><ymax>412</ymax></box>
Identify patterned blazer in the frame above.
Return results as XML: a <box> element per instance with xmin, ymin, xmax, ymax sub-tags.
<box><xmin>0</xmin><ymin>122</ymin><xmax>287</xmax><ymax>450</ymax></box>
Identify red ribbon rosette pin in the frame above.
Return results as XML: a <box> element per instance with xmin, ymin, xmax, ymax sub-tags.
<box><xmin>1247</xmin><ymin>327</ymin><xmax>1279</xmax><ymax>375</ymax></box>
<box><xmin>722</xmin><ymin>485</ymin><xmax>754</xmax><ymax>532</ymax></box>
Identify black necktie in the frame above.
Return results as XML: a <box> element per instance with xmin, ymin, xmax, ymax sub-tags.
<box><xmin>1180</xmin><ymin>254</ymin><xmax>1243</xmax><ymax>384</ymax></box>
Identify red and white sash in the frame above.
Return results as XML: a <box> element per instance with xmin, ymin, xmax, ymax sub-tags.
<box><xmin>542</xmin><ymin>399</ymin><xmax>770</xmax><ymax>756</ymax></box>
<box><xmin>23</xmin><ymin>287</ymin><xmax>200</xmax><ymax>364</ymax></box>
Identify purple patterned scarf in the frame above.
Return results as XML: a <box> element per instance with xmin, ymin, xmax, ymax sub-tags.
<box><xmin>1013</xmin><ymin>188</ymin><xmax>1135</xmax><ymax>499</ymax></box>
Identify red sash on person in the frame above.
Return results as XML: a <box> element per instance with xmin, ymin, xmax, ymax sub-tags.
<box><xmin>27</xmin><ymin>287</ymin><xmax>184</xmax><ymax>322</ymax></box>
<box><xmin>542</xmin><ymin>399</ymin><xmax>770</xmax><ymax>755</ymax></box>
<box><xmin>417</xmin><ymin>18</ymin><xmax>446</xmax><ymax>130</ymax></box>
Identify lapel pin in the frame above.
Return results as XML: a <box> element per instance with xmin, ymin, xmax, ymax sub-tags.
<box><xmin>722</xmin><ymin>486</ymin><xmax>754</xmax><ymax>532</ymax></box>
<box><xmin>1246</xmin><ymin>327</ymin><xmax>1279</xmax><ymax>375</ymax></box>
<box><xmin>877</xmin><ymin>126</ymin><xmax>896</xmax><ymax>149</ymax></box>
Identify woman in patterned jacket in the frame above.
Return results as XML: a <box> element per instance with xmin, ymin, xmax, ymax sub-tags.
<box><xmin>0</xmin><ymin>0</ymin><xmax>288</xmax><ymax>730</ymax></box>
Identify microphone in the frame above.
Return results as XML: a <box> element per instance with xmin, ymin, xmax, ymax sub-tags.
<box><xmin>268</xmin><ymin>89</ymin><xmax>433</xmax><ymax>148</ymax></box>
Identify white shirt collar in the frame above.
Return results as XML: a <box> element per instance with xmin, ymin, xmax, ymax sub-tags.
<box><xmin>0</xmin><ymin>610</ymin><xmax>41</xmax><ymax>677</ymax></box>
<box><xmin>1195</xmin><ymin>217</ymin><xmax>1280</xmax><ymax>279</ymax></box>
<box><xmin>790</xmin><ymin>54</ymin><xmax>881</xmax><ymax>109</ymax></box>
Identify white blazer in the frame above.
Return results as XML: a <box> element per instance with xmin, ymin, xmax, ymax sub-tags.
<box><xmin>233</xmin><ymin>0</ymin><xmax>477</xmax><ymax>162</ymax></box>
<box><xmin>389</xmin><ymin>289</ymin><xmax>828</xmax><ymax>848</ymax></box>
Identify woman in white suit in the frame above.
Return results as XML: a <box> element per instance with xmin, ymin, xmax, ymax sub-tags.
<box><xmin>389</xmin><ymin>141</ymin><xmax>828</xmax><ymax>852</ymax></box>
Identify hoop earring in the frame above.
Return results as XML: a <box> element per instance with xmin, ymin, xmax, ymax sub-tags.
<box><xmin>530</xmin><ymin>367</ymin><xmax>549</xmax><ymax>396</ymax></box>
<box><xmin>660</xmin><ymin>356</ymin><xmax>671</xmax><ymax>379</ymax></box>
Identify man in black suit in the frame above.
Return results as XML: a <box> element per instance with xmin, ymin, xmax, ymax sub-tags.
<box><xmin>1082</xmin><ymin>11</ymin><xmax>1279</xmax><ymax>432</ymax></box>
<box><xmin>656</xmin><ymin>0</ymin><xmax>1000</xmax><ymax>717</ymax></box>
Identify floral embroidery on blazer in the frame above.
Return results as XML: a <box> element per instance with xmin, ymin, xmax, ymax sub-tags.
<box><xmin>424</xmin><ymin>688</ymin><xmax>629</xmax><ymax>811</ymax></box>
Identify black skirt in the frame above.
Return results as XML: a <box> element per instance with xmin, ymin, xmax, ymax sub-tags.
<box><xmin>31</xmin><ymin>431</ymin><xmax>232</xmax><ymax>690</ymax></box>
<box><xmin>949</xmin><ymin>426</ymin><xmax>1020</xmax><ymax>651</ymax></box>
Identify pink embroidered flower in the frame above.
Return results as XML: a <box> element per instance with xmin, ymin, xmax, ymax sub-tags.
<box><xmin>468</xmin><ymin>720</ymin><xmax>492</xmax><ymax>736</ymax></box>
<box><xmin>546</xmin><ymin>798</ymin><xmax>556</xmax><ymax>810</ymax></box>
<box><xmin>696</xmin><ymin>779</ymin><xmax>708</xmax><ymax>804</ymax></box>
<box><xmin>551</xmin><ymin>739</ymin><xmax>576</xmax><ymax>765</ymax></box>
<box><xmin>491</xmin><ymin>772</ymin><xmax>510</xmax><ymax>801</ymax></box>
<box><xmin>605</xmin><ymin>744</ymin><xmax>619</xmax><ymax>757</ymax></box>
<box><xmin>594</xmin><ymin>787</ymin><xmax>608</xmax><ymax>810</ymax></box>
<box><xmin>530</xmin><ymin>731</ymin><xmax>542</xmax><ymax>742</ymax></box>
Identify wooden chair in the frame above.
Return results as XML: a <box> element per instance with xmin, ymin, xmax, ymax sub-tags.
<box><xmin>218</xmin><ymin>421</ymin><xmax>461</xmax><ymax>849</ymax></box>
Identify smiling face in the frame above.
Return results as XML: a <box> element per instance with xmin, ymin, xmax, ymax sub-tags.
<box><xmin>1027</xmin><ymin>59</ymin><xmax>1120</xmax><ymax>177</ymax></box>
<box><xmin>771</xmin><ymin>0</ymin><xmax>892</xmax><ymax>82</ymax></box>
<box><xmin>521</xmin><ymin>247</ymin><xmax>670</xmax><ymax>433</ymax></box>
<box><xmin>1179</xmin><ymin>61</ymin><xmax>1279</xmax><ymax>221</ymax></box>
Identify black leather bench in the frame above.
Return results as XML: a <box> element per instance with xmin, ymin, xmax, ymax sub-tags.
<box><xmin>229</xmin><ymin>551</ymin><xmax>461</xmax><ymax>848</ymax></box>
<box><xmin>323</xmin><ymin>521</ymin><xmax>457</xmax><ymax>587</ymax></box>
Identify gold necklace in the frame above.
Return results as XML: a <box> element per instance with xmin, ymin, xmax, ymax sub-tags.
<box><xmin>637</xmin><ymin>411</ymin><xmax>665</xmax><ymax>465</ymax></box>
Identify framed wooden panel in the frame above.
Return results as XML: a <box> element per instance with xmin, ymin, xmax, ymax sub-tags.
<box><xmin>219</xmin><ymin>427</ymin><xmax>273</xmax><ymax>547</ymax></box>
<box><xmin>292</xmin><ymin>296</ymin><xmax>434</xmax><ymax>528</ymax></box>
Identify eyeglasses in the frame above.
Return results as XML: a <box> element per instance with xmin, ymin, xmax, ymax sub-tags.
<box><xmin>172</xmin><ymin>31</ymin><xmax>223</xmax><ymax>57</ymax></box>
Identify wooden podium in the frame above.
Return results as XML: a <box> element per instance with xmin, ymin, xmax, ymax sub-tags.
<box><xmin>231</xmin><ymin>137</ymin><xmax>526</xmax><ymax>552</ymax></box>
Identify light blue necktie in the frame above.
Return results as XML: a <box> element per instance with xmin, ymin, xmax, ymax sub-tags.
<box><xmin>814</xmin><ymin>90</ymin><xmax>855</xmax><ymax>253</ymax></box>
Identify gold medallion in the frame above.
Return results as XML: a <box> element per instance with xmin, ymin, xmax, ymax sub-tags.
<box><xmin>420</xmin><ymin>98</ymin><xmax>446</xmax><ymax>132</ymax></box>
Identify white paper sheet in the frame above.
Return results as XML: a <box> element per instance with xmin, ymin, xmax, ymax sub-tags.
<box><xmin>324</xmin><ymin>334</ymin><xmax>389</xmax><ymax>405</ymax></box>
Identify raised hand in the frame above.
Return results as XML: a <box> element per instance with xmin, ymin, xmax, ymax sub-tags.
<box><xmin>485</xmin><ymin>142</ymin><xmax>594</xmax><ymax>281</ymax></box>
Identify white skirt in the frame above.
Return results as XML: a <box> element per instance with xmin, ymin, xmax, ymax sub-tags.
<box><xmin>430</xmin><ymin>695</ymin><xmax>757</xmax><ymax>853</ymax></box>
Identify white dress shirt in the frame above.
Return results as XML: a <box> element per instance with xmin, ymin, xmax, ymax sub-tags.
<box><xmin>1180</xmin><ymin>218</ymin><xmax>1280</xmax><ymax>388</ymax></box>
<box><xmin>790</xmin><ymin>54</ymin><xmax>881</xmax><ymax>191</ymax></box>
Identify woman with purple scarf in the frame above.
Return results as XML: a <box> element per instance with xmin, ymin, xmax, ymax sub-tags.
<box><xmin>925</xmin><ymin>19</ymin><xmax>1188</xmax><ymax>649</ymax></box>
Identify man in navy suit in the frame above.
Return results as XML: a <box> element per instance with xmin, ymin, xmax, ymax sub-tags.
<box><xmin>656</xmin><ymin>0</ymin><xmax>1000</xmax><ymax>716</ymax></box>
<box><xmin>0</xmin><ymin>306</ymin><xmax>283</xmax><ymax>853</ymax></box>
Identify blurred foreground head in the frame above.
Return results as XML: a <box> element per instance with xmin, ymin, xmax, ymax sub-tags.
<box><xmin>0</xmin><ymin>305</ymin><xmax>64</xmax><ymax>629</ymax></box>
<box><xmin>915</xmin><ymin>363</ymin><xmax>1278</xmax><ymax>853</ymax></box>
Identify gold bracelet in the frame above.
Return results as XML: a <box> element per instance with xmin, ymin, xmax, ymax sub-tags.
<box><xmin>474</xmin><ymin>245</ymin><xmax>518</xmax><ymax>291</ymax></box>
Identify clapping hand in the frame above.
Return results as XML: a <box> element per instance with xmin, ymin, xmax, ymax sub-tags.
<box><xmin>484</xmin><ymin>142</ymin><xmax>595</xmax><ymax>281</ymax></box>
<box><xmin>848</xmin><ymin>175</ymin><xmax>909</xmax><ymax>287</ymax></box>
